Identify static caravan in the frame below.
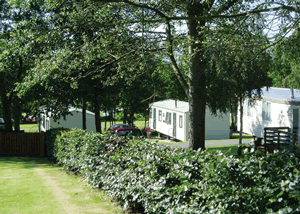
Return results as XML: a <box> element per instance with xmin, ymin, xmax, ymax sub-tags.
<box><xmin>237</xmin><ymin>86</ymin><xmax>300</xmax><ymax>144</ymax></box>
<box><xmin>149</xmin><ymin>100</ymin><xmax>230</xmax><ymax>141</ymax></box>
<box><xmin>39</xmin><ymin>106</ymin><xmax>96</xmax><ymax>132</ymax></box>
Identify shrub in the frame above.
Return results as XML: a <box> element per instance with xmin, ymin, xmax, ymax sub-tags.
<box><xmin>48</xmin><ymin>128</ymin><xmax>300</xmax><ymax>213</ymax></box>
<box><xmin>45</xmin><ymin>127</ymin><xmax>70</xmax><ymax>161</ymax></box>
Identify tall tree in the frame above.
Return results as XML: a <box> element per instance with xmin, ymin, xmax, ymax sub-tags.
<box><xmin>0</xmin><ymin>0</ymin><xmax>48</xmax><ymax>131</ymax></box>
<box><xmin>269</xmin><ymin>29</ymin><xmax>300</xmax><ymax>88</ymax></box>
<box><xmin>89</xmin><ymin>0</ymin><xmax>298</xmax><ymax>150</ymax></box>
<box><xmin>207</xmin><ymin>28</ymin><xmax>273</xmax><ymax>154</ymax></box>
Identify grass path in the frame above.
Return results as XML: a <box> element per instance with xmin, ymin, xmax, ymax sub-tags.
<box><xmin>0</xmin><ymin>157</ymin><xmax>122</xmax><ymax>214</ymax></box>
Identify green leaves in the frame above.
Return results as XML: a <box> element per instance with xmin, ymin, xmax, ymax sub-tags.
<box><xmin>45</xmin><ymin>128</ymin><xmax>300</xmax><ymax>213</ymax></box>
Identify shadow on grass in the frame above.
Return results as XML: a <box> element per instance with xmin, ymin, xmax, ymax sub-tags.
<box><xmin>231</xmin><ymin>134</ymin><xmax>254</xmax><ymax>139</ymax></box>
<box><xmin>0</xmin><ymin>156</ymin><xmax>55</xmax><ymax>168</ymax></box>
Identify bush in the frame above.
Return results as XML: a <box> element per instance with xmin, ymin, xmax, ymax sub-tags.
<box><xmin>47</xmin><ymin>128</ymin><xmax>300</xmax><ymax>213</ymax></box>
<box><xmin>45</xmin><ymin>127</ymin><xmax>70</xmax><ymax>161</ymax></box>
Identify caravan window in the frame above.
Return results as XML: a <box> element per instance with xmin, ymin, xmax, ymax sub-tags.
<box><xmin>46</xmin><ymin>119</ymin><xmax>50</xmax><ymax>130</ymax></box>
<box><xmin>166</xmin><ymin>112</ymin><xmax>172</xmax><ymax>125</ymax></box>
<box><xmin>262</xmin><ymin>101</ymin><xmax>271</xmax><ymax>121</ymax></box>
<box><xmin>244</xmin><ymin>99</ymin><xmax>252</xmax><ymax>117</ymax></box>
<box><xmin>247</xmin><ymin>100</ymin><xmax>251</xmax><ymax>116</ymax></box>
<box><xmin>179</xmin><ymin>115</ymin><xmax>183</xmax><ymax>128</ymax></box>
<box><xmin>159</xmin><ymin>110</ymin><xmax>162</xmax><ymax>121</ymax></box>
<box><xmin>43</xmin><ymin>115</ymin><xmax>46</xmax><ymax>128</ymax></box>
<box><xmin>149</xmin><ymin>108</ymin><xmax>152</xmax><ymax>118</ymax></box>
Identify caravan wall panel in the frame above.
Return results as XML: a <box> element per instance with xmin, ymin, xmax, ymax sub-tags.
<box><xmin>149</xmin><ymin>106</ymin><xmax>186</xmax><ymax>141</ymax></box>
<box><xmin>204</xmin><ymin>110</ymin><xmax>230</xmax><ymax>140</ymax></box>
<box><xmin>51</xmin><ymin>112</ymin><xmax>96</xmax><ymax>132</ymax></box>
<box><xmin>238</xmin><ymin>99</ymin><xmax>297</xmax><ymax>138</ymax></box>
<box><xmin>149</xmin><ymin>106</ymin><xmax>230</xmax><ymax>141</ymax></box>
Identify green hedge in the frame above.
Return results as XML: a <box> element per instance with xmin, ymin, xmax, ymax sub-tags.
<box><xmin>46</xmin><ymin>128</ymin><xmax>300</xmax><ymax>213</ymax></box>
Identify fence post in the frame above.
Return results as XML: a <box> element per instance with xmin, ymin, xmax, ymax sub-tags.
<box><xmin>264</xmin><ymin>128</ymin><xmax>267</xmax><ymax>154</ymax></box>
<box><xmin>40</xmin><ymin>132</ymin><xmax>46</xmax><ymax>157</ymax></box>
<box><xmin>277</xmin><ymin>131</ymin><xmax>280</xmax><ymax>150</ymax></box>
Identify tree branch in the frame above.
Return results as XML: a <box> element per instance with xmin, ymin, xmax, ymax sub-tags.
<box><xmin>215</xmin><ymin>0</ymin><xmax>240</xmax><ymax>14</ymax></box>
<box><xmin>82</xmin><ymin>47</ymin><xmax>142</xmax><ymax>78</ymax></box>
<box><xmin>94</xmin><ymin>0</ymin><xmax>170</xmax><ymax>19</ymax></box>
<box><xmin>94</xmin><ymin>1</ymin><xmax>300</xmax><ymax>21</ymax></box>
<box><xmin>165</xmin><ymin>20</ymin><xmax>189</xmax><ymax>96</ymax></box>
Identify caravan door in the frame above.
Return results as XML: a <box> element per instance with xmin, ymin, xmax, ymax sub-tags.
<box><xmin>173</xmin><ymin>113</ymin><xmax>176</xmax><ymax>137</ymax></box>
<box><xmin>293</xmin><ymin>109</ymin><xmax>299</xmax><ymax>144</ymax></box>
<box><xmin>153</xmin><ymin>108</ymin><xmax>156</xmax><ymax>129</ymax></box>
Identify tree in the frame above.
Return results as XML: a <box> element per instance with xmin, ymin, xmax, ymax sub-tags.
<box><xmin>88</xmin><ymin>0</ymin><xmax>298</xmax><ymax>150</ymax></box>
<box><xmin>19</xmin><ymin>0</ymin><xmax>160</xmax><ymax>133</ymax></box>
<box><xmin>269</xmin><ymin>29</ymin><xmax>300</xmax><ymax>88</ymax></box>
<box><xmin>16</xmin><ymin>0</ymin><xmax>299</xmax><ymax>148</ymax></box>
<box><xmin>207</xmin><ymin>27</ymin><xmax>273</xmax><ymax>154</ymax></box>
<box><xmin>0</xmin><ymin>0</ymin><xmax>49</xmax><ymax>131</ymax></box>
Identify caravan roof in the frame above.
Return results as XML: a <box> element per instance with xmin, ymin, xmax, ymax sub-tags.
<box><xmin>261</xmin><ymin>87</ymin><xmax>300</xmax><ymax>103</ymax></box>
<box><xmin>151</xmin><ymin>100</ymin><xmax>189</xmax><ymax>113</ymax></box>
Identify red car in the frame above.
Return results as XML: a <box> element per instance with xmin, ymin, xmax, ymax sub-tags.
<box><xmin>114</xmin><ymin>127</ymin><xmax>144</xmax><ymax>138</ymax></box>
<box><xmin>107</xmin><ymin>124</ymin><xmax>131</xmax><ymax>134</ymax></box>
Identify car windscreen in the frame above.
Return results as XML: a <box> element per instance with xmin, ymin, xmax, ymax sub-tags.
<box><xmin>117</xmin><ymin>129</ymin><xmax>141</xmax><ymax>137</ymax></box>
<box><xmin>119</xmin><ymin>125</ymin><xmax>130</xmax><ymax>128</ymax></box>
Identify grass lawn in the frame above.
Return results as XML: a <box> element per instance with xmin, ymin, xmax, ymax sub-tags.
<box><xmin>206</xmin><ymin>145</ymin><xmax>239</xmax><ymax>156</ymax></box>
<box><xmin>19</xmin><ymin>123</ymin><xmax>38</xmax><ymax>133</ymax></box>
<box><xmin>0</xmin><ymin>157</ymin><xmax>122</xmax><ymax>214</ymax></box>
<box><xmin>20</xmin><ymin>123</ymin><xmax>38</xmax><ymax>129</ymax></box>
<box><xmin>231</xmin><ymin>133</ymin><xmax>253</xmax><ymax>139</ymax></box>
<box><xmin>148</xmin><ymin>139</ymin><xmax>239</xmax><ymax>156</ymax></box>
<box><xmin>18</xmin><ymin>120</ymin><xmax>145</xmax><ymax>133</ymax></box>
<box><xmin>150</xmin><ymin>133</ymin><xmax>254</xmax><ymax>145</ymax></box>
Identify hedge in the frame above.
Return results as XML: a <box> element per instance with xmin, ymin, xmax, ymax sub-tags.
<box><xmin>46</xmin><ymin>128</ymin><xmax>300</xmax><ymax>213</ymax></box>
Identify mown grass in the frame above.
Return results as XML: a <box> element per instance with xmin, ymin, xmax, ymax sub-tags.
<box><xmin>19</xmin><ymin>123</ymin><xmax>38</xmax><ymax>133</ymax></box>
<box><xmin>206</xmin><ymin>145</ymin><xmax>239</xmax><ymax>156</ymax></box>
<box><xmin>18</xmin><ymin>120</ymin><xmax>145</xmax><ymax>133</ymax></box>
<box><xmin>19</xmin><ymin>123</ymin><xmax>38</xmax><ymax>129</ymax></box>
<box><xmin>231</xmin><ymin>133</ymin><xmax>253</xmax><ymax>139</ymax></box>
<box><xmin>0</xmin><ymin>157</ymin><xmax>122</xmax><ymax>214</ymax></box>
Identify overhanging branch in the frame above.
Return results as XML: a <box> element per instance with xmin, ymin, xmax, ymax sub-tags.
<box><xmin>94</xmin><ymin>0</ymin><xmax>300</xmax><ymax>21</ymax></box>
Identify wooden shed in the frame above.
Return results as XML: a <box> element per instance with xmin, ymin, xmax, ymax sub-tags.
<box><xmin>149</xmin><ymin>100</ymin><xmax>230</xmax><ymax>141</ymax></box>
<box><xmin>38</xmin><ymin>106</ymin><xmax>96</xmax><ymax>132</ymax></box>
<box><xmin>237</xmin><ymin>86</ymin><xmax>300</xmax><ymax>145</ymax></box>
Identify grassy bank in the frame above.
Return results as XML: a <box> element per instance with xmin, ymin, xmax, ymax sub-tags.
<box><xmin>0</xmin><ymin>157</ymin><xmax>122</xmax><ymax>214</ymax></box>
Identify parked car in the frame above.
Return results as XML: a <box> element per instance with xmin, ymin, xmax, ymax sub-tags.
<box><xmin>0</xmin><ymin>118</ymin><xmax>5</xmax><ymax>130</ymax></box>
<box><xmin>107</xmin><ymin>124</ymin><xmax>131</xmax><ymax>134</ymax></box>
<box><xmin>114</xmin><ymin>127</ymin><xmax>144</xmax><ymax>138</ymax></box>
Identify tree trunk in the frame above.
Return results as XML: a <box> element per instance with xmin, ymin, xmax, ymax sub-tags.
<box><xmin>129</xmin><ymin>111</ymin><xmax>134</xmax><ymax>127</ymax></box>
<box><xmin>12</xmin><ymin>100</ymin><xmax>22</xmax><ymax>131</ymax></box>
<box><xmin>94</xmin><ymin>100</ymin><xmax>101</xmax><ymax>133</ymax></box>
<box><xmin>104</xmin><ymin>105</ymin><xmax>107</xmax><ymax>130</ymax></box>
<box><xmin>1</xmin><ymin>96</ymin><xmax>13</xmax><ymax>131</ymax></box>
<box><xmin>144</xmin><ymin>112</ymin><xmax>147</xmax><ymax>129</ymax></box>
<box><xmin>123</xmin><ymin>108</ymin><xmax>128</xmax><ymax>124</ymax></box>
<box><xmin>113</xmin><ymin>108</ymin><xmax>115</xmax><ymax>124</ymax></box>
<box><xmin>82</xmin><ymin>97</ymin><xmax>87</xmax><ymax>130</ymax></box>
<box><xmin>187</xmin><ymin>4</ymin><xmax>206</xmax><ymax>150</ymax></box>
<box><xmin>238</xmin><ymin>96</ymin><xmax>243</xmax><ymax>155</ymax></box>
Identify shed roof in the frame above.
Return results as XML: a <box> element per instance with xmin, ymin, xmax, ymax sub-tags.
<box><xmin>151</xmin><ymin>100</ymin><xmax>189</xmax><ymax>113</ymax></box>
<box><xmin>39</xmin><ymin>105</ymin><xmax>95</xmax><ymax>116</ymax></box>
<box><xmin>69</xmin><ymin>106</ymin><xmax>95</xmax><ymax>115</ymax></box>
<box><xmin>261</xmin><ymin>87</ymin><xmax>300</xmax><ymax>103</ymax></box>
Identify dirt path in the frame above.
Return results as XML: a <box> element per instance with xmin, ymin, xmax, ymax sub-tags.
<box><xmin>33</xmin><ymin>167</ymin><xmax>119</xmax><ymax>214</ymax></box>
<box><xmin>34</xmin><ymin>168</ymin><xmax>81</xmax><ymax>214</ymax></box>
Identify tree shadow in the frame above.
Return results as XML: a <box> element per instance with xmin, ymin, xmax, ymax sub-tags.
<box><xmin>0</xmin><ymin>156</ymin><xmax>56</xmax><ymax>169</ymax></box>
